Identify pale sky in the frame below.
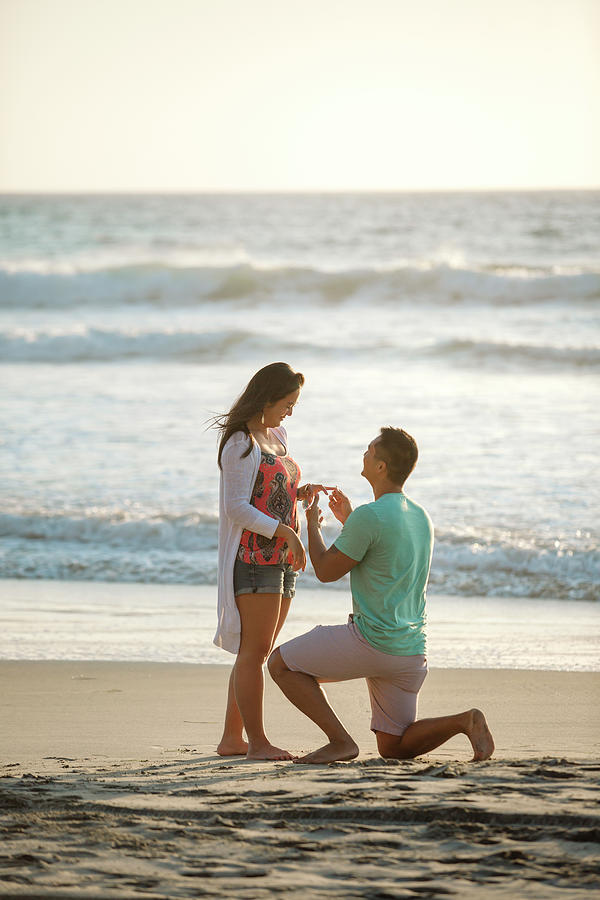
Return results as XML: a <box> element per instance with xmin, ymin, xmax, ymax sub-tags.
<box><xmin>1</xmin><ymin>0</ymin><xmax>599</xmax><ymax>191</ymax></box>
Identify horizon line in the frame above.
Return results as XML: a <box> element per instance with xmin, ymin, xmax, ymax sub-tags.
<box><xmin>1</xmin><ymin>185</ymin><xmax>599</xmax><ymax>197</ymax></box>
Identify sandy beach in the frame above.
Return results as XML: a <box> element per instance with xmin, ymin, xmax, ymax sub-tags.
<box><xmin>1</xmin><ymin>661</ymin><xmax>599</xmax><ymax>897</ymax></box>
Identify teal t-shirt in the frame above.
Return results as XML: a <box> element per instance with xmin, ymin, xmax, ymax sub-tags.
<box><xmin>334</xmin><ymin>492</ymin><xmax>433</xmax><ymax>655</ymax></box>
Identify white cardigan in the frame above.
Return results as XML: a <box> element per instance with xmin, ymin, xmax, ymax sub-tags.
<box><xmin>214</xmin><ymin>425</ymin><xmax>288</xmax><ymax>654</ymax></box>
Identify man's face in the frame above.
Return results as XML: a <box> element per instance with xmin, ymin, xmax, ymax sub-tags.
<box><xmin>361</xmin><ymin>437</ymin><xmax>382</xmax><ymax>480</ymax></box>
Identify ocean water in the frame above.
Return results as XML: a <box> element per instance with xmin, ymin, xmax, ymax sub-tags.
<box><xmin>0</xmin><ymin>192</ymin><xmax>599</xmax><ymax>666</ymax></box>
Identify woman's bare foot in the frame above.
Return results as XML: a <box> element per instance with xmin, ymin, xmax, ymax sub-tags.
<box><xmin>466</xmin><ymin>708</ymin><xmax>495</xmax><ymax>761</ymax></box>
<box><xmin>217</xmin><ymin>738</ymin><xmax>249</xmax><ymax>757</ymax></box>
<box><xmin>293</xmin><ymin>738</ymin><xmax>359</xmax><ymax>765</ymax></box>
<box><xmin>246</xmin><ymin>742</ymin><xmax>294</xmax><ymax>761</ymax></box>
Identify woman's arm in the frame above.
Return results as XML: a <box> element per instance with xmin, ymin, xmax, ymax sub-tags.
<box><xmin>221</xmin><ymin>441</ymin><xmax>279</xmax><ymax>538</ymax></box>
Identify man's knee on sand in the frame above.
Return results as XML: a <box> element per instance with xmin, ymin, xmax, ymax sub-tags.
<box><xmin>375</xmin><ymin>729</ymin><xmax>414</xmax><ymax>760</ymax></box>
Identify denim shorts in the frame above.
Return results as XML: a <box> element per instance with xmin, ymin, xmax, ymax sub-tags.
<box><xmin>233</xmin><ymin>559</ymin><xmax>297</xmax><ymax>600</ymax></box>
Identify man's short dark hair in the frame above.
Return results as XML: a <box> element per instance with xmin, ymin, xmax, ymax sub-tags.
<box><xmin>374</xmin><ymin>427</ymin><xmax>418</xmax><ymax>486</ymax></box>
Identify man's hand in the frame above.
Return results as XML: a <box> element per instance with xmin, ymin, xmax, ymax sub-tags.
<box><xmin>328</xmin><ymin>487</ymin><xmax>352</xmax><ymax>524</ymax></box>
<box><xmin>304</xmin><ymin>495</ymin><xmax>358</xmax><ymax>583</ymax></box>
<box><xmin>305</xmin><ymin>495</ymin><xmax>323</xmax><ymax>529</ymax></box>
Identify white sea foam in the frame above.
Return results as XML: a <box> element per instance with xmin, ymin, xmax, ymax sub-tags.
<box><xmin>0</xmin><ymin>262</ymin><xmax>598</xmax><ymax>310</ymax></box>
<box><xmin>1</xmin><ymin>511</ymin><xmax>596</xmax><ymax>602</ymax></box>
<box><xmin>0</xmin><ymin>326</ymin><xmax>280</xmax><ymax>362</ymax></box>
<box><xmin>1</xmin><ymin>325</ymin><xmax>597</xmax><ymax>368</ymax></box>
<box><xmin>0</xmin><ymin>511</ymin><xmax>217</xmax><ymax>550</ymax></box>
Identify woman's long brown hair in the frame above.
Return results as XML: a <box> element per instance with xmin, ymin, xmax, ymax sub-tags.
<box><xmin>212</xmin><ymin>362</ymin><xmax>304</xmax><ymax>468</ymax></box>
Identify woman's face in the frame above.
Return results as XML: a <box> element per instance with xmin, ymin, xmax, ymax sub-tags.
<box><xmin>263</xmin><ymin>388</ymin><xmax>301</xmax><ymax>428</ymax></box>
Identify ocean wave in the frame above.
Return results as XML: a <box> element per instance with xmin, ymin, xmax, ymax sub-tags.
<box><xmin>431</xmin><ymin>338</ymin><xmax>600</xmax><ymax>368</ymax></box>
<box><xmin>1</xmin><ymin>262</ymin><xmax>598</xmax><ymax>310</ymax></box>
<box><xmin>1</xmin><ymin>325</ymin><xmax>597</xmax><ymax>368</ymax></box>
<box><xmin>0</xmin><ymin>511</ymin><xmax>218</xmax><ymax>552</ymax></box>
<box><xmin>0</xmin><ymin>512</ymin><xmax>597</xmax><ymax>601</ymax></box>
<box><xmin>0</xmin><ymin>326</ymin><xmax>315</xmax><ymax>363</ymax></box>
<box><xmin>430</xmin><ymin>529</ymin><xmax>599</xmax><ymax>604</ymax></box>
<box><xmin>0</xmin><ymin>323</ymin><xmax>264</xmax><ymax>363</ymax></box>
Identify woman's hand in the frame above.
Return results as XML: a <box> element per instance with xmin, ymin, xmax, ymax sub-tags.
<box><xmin>328</xmin><ymin>487</ymin><xmax>352</xmax><ymax>524</ymax></box>
<box><xmin>287</xmin><ymin>530</ymin><xmax>307</xmax><ymax>571</ymax></box>
<box><xmin>275</xmin><ymin>523</ymin><xmax>306</xmax><ymax>571</ymax></box>
<box><xmin>297</xmin><ymin>483</ymin><xmax>335</xmax><ymax>507</ymax></box>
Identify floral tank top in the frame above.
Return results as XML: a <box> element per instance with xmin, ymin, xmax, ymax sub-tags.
<box><xmin>238</xmin><ymin>451</ymin><xmax>301</xmax><ymax>565</ymax></box>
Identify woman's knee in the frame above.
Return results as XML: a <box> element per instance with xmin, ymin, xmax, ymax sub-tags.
<box><xmin>237</xmin><ymin>643</ymin><xmax>272</xmax><ymax>666</ymax></box>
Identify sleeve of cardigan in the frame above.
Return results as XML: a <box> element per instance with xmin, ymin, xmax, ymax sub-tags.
<box><xmin>221</xmin><ymin>441</ymin><xmax>279</xmax><ymax>538</ymax></box>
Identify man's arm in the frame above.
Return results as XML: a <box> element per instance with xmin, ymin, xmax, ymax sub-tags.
<box><xmin>305</xmin><ymin>497</ymin><xmax>358</xmax><ymax>583</ymax></box>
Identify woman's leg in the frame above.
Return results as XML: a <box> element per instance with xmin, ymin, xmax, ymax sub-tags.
<box><xmin>234</xmin><ymin>592</ymin><xmax>293</xmax><ymax>760</ymax></box>
<box><xmin>270</xmin><ymin>596</ymin><xmax>291</xmax><ymax>650</ymax></box>
<box><xmin>216</xmin><ymin>663</ymin><xmax>248</xmax><ymax>756</ymax></box>
<box><xmin>216</xmin><ymin>595</ymin><xmax>292</xmax><ymax>757</ymax></box>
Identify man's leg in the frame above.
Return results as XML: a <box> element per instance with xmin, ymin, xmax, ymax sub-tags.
<box><xmin>376</xmin><ymin>709</ymin><xmax>494</xmax><ymax>761</ymax></box>
<box><xmin>268</xmin><ymin>648</ymin><xmax>358</xmax><ymax>763</ymax></box>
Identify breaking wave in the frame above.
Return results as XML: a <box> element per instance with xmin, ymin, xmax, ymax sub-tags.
<box><xmin>1</xmin><ymin>262</ymin><xmax>598</xmax><ymax>310</ymax></box>
<box><xmin>1</xmin><ymin>512</ymin><xmax>597</xmax><ymax>602</ymax></box>
<box><xmin>1</xmin><ymin>326</ymin><xmax>597</xmax><ymax>368</ymax></box>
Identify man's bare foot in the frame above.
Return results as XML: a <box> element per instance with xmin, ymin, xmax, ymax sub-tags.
<box><xmin>466</xmin><ymin>708</ymin><xmax>495</xmax><ymax>761</ymax></box>
<box><xmin>216</xmin><ymin>738</ymin><xmax>249</xmax><ymax>757</ymax></box>
<box><xmin>246</xmin><ymin>742</ymin><xmax>294</xmax><ymax>761</ymax></box>
<box><xmin>293</xmin><ymin>738</ymin><xmax>359</xmax><ymax>765</ymax></box>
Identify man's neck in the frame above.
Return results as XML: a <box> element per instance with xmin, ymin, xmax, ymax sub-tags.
<box><xmin>372</xmin><ymin>480</ymin><xmax>404</xmax><ymax>501</ymax></box>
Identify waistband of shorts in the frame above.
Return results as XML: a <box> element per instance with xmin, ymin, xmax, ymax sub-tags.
<box><xmin>348</xmin><ymin>614</ymin><xmax>427</xmax><ymax>662</ymax></box>
<box><xmin>234</xmin><ymin>558</ymin><xmax>295</xmax><ymax>572</ymax></box>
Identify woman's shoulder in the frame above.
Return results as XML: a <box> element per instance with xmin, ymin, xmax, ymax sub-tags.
<box><xmin>272</xmin><ymin>425</ymin><xmax>288</xmax><ymax>447</ymax></box>
<box><xmin>224</xmin><ymin>429</ymin><xmax>250</xmax><ymax>445</ymax></box>
<box><xmin>221</xmin><ymin>430</ymin><xmax>255</xmax><ymax>461</ymax></box>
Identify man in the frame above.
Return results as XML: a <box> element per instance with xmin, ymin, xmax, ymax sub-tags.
<box><xmin>268</xmin><ymin>427</ymin><xmax>495</xmax><ymax>764</ymax></box>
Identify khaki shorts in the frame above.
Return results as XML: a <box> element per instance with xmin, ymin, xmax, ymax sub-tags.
<box><xmin>279</xmin><ymin>618</ymin><xmax>427</xmax><ymax>736</ymax></box>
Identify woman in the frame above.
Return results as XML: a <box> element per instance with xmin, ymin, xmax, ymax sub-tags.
<box><xmin>213</xmin><ymin>362</ymin><xmax>327</xmax><ymax>760</ymax></box>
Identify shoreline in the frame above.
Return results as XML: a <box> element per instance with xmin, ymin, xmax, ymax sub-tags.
<box><xmin>2</xmin><ymin>578</ymin><xmax>599</xmax><ymax>671</ymax></box>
